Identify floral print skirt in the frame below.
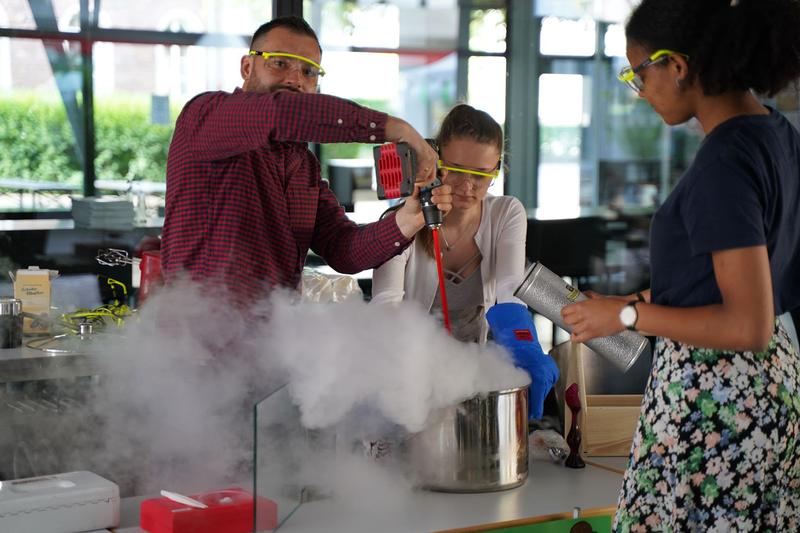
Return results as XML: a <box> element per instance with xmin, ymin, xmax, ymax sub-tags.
<box><xmin>614</xmin><ymin>320</ymin><xmax>800</xmax><ymax>532</ymax></box>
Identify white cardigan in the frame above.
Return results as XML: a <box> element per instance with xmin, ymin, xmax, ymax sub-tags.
<box><xmin>370</xmin><ymin>195</ymin><xmax>528</xmax><ymax>343</ymax></box>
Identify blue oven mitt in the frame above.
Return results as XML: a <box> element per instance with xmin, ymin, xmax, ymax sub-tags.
<box><xmin>486</xmin><ymin>303</ymin><xmax>559</xmax><ymax>420</ymax></box>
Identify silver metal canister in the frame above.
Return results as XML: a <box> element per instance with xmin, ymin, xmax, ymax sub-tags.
<box><xmin>408</xmin><ymin>383</ymin><xmax>529</xmax><ymax>492</ymax></box>
<box><xmin>514</xmin><ymin>262</ymin><xmax>648</xmax><ymax>373</ymax></box>
<box><xmin>0</xmin><ymin>297</ymin><xmax>23</xmax><ymax>349</ymax></box>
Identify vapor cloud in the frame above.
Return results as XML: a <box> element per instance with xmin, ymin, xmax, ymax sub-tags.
<box><xmin>4</xmin><ymin>279</ymin><xmax>527</xmax><ymax>504</ymax></box>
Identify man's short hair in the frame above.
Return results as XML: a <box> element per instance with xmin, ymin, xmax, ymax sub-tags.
<box><xmin>250</xmin><ymin>16</ymin><xmax>321</xmax><ymax>53</ymax></box>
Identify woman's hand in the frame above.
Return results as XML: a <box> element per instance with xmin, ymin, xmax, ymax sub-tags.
<box><xmin>395</xmin><ymin>183</ymin><xmax>453</xmax><ymax>238</ymax></box>
<box><xmin>561</xmin><ymin>297</ymin><xmax>629</xmax><ymax>343</ymax></box>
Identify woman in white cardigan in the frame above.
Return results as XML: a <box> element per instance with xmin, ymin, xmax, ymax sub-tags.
<box><xmin>371</xmin><ymin>104</ymin><xmax>527</xmax><ymax>344</ymax></box>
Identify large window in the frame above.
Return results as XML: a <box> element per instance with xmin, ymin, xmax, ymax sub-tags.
<box><xmin>97</xmin><ymin>0</ymin><xmax>268</xmax><ymax>34</ymax></box>
<box><xmin>0</xmin><ymin>5</ymin><xmax>10</xmax><ymax>91</ymax></box>
<box><xmin>0</xmin><ymin>35</ymin><xmax>84</xmax><ymax>211</ymax></box>
<box><xmin>5</xmin><ymin>0</ymin><xmax>796</xmax><ymax>217</ymax></box>
<box><xmin>0</xmin><ymin>0</ymin><xmax>78</xmax><ymax>30</ymax></box>
<box><xmin>305</xmin><ymin>0</ymin><xmax>507</xmax><ymax>217</ymax></box>
<box><xmin>6</xmin><ymin>0</ymin><xmax>665</xmax><ymax>217</ymax></box>
<box><xmin>533</xmin><ymin>3</ymin><xmax>706</xmax><ymax>213</ymax></box>
<box><xmin>0</xmin><ymin>0</ymin><xmax>269</xmax><ymax>214</ymax></box>
<box><xmin>530</xmin><ymin>0</ymin><xmax>793</xmax><ymax>214</ymax></box>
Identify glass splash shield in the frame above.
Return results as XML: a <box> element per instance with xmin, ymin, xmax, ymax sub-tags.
<box><xmin>252</xmin><ymin>384</ymin><xmax>341</xmax><ymax>532</ymax></box>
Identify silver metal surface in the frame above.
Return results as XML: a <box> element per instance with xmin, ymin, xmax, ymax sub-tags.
<box><xmin>0</xmin><ymin>344</ymin><xmax>105</xmax><ymax>383</ymax></box>
<box><xmin>0</xmin><ymin>298</ymin><xmax>24</xmax><ymax>349</ymax></box>
<box><xmin>26</xmin><ymin>334</ymin><xmax>85</xmax><ymax>355</ymax></box>
<box><xmin>0</xmin><ymin>298</ymin><xmax>22</xmax><ymax>316</ymax></box>
<box><xmin>77</xmin><ymin>322</ymin><xmax>94</xmax><ymax>336</ymax></box>
<box><xmin>515</xmin><ymin>262</ymin><xmax>648</xmax><ymax>373</ymax></box>
<box><xmin>409</xmin><ymin>384</ymin><xmax>530</xmax><ymax>492</ymax></box>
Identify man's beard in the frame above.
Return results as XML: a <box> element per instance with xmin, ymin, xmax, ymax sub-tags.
<box><xmin>243</xmin><ymin>77</ymin><xmax>302</xmax><ymax>94</ymax></box>
<box><xmin>269</xmin><ymin>85</ymin><xmax>301</xmax><ymax>93</ymax></box>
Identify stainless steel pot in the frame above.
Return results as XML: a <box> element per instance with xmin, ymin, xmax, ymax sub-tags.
<box><xmin>408</xmin><ymin>383</ymin><xmax>530</xmax><ymax>492</ymax></box>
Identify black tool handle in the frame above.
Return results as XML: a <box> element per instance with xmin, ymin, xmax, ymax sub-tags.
<box><xmin>419</xmin><ymin>178</ymin><xmax>443</xmax><ymax>229</ymax></box>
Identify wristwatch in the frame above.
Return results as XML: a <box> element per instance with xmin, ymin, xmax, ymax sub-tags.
<box><xmin>619</xmin><ymin>301</ymin><xmax>640</xmax><ymax>331</ymax></box>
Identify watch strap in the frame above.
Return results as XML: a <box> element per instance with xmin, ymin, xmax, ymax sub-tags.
<box><xmin>624</xmin><ymin>300</ymin><xmax>640</xmax><ymax>331</ymax></box>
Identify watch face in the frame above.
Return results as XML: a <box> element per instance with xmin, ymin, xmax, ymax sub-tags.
<box><xmin>620</xmin><ymin>304</ymin><xmax>637</xmax><ymax>327</ymax></box>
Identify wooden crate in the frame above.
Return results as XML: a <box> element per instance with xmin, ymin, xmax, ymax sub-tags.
<box><xmin>550</xmin><ymin>341</ymin><xmax>644</xmax><ymax>457</ymax></box>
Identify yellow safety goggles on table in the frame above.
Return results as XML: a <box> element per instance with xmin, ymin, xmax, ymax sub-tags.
<box><xmin>249</xmin><ymin>51</ymin><xmax>326</xmax><ymax>79</ymax></box>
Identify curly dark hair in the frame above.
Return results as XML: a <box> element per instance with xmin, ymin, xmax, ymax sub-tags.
<box><xmin>626</xmin><ymin>0</ymin><xmax>800</xmax><ymax>96</ymax></box>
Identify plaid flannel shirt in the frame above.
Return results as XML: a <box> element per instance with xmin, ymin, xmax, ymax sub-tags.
<box><xmin>162</xmin><ymin>88</ymin><xmax>411</xmax><ymax>302</ymax></box>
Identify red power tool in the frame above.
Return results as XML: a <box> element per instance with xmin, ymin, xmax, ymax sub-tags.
<box><xmin>373</xmin><ymin>141</ymin><xmax>443</xmax><ymax>229</ymax></box>
<box><xmin>373</xmin><ymin>141</ymin><xmax>450</xmax><ymax>333</ymax></box>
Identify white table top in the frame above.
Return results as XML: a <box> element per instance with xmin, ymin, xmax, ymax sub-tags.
<box><xmin>114</xmin><ymin>458</ymin><xmax>624</xmax><ymax>533</ymax></box>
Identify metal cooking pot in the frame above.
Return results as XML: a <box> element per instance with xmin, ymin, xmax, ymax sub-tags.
<box><xmin>408</xmin><ymin>383</ymin><xmax>530</xmax><ymax>492</ymax></box>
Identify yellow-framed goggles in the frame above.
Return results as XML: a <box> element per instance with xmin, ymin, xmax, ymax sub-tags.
<box><xmin>617</xmin><ymin>49</ymin><xmax>687</xmax><ymax>92</ymax></box>
<box><xmin>437</xmin><ymin>160</ymin><xmax>499</xmax><ymax>180</ymax></box>
<box><xmin>248</xmin><ymin>50</ymin><xmax>326</xmax><ymax>78</ymax></box>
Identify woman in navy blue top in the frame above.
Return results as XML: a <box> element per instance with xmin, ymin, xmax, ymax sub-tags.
<box><xmin>561</xmin><ymin>0</ymin><xmax>800</xmax><ymax>530</ymax></box>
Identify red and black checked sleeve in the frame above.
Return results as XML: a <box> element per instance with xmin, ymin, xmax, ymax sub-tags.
<box><xmin>311</xmin><ymin>179</ymin><xmax>412</xmax><ymax>274</ymax></box>
<box><xmin>179</xmin><ymin>89</ymin><xmax>388</xmax><ymax>161</ymax></box>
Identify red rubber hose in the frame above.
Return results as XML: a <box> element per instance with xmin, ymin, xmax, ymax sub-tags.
<box><xmin>431</xmin><ymin>228</ymin><xmax>452</xmax><ymax>334</ymax></box>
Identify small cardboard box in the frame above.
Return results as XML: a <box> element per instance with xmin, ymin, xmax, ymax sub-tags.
<box><xmin>551</xmin><ymin>341</ymin><xmax>647</xmax><ymax>457</ymax></box>
<box><xmin>13</xmin><ymin>266</ymin><xmax>58</xmax><ymax>334</ymax></box>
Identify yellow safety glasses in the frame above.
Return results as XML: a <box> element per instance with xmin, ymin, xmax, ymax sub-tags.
<box><xmin>617</xmin><ymin>49</ymin><xmax>687</xmax><ymax>93</ymax></box>
<box><xmin>437</xmin><ymin>160</ymin><xmax>500</xmax><ymax>180</ymax></box>
<box><xmin>249</xmin><ymin>51</ymin><xmax>326</xmax><ymax>79</ymax></box>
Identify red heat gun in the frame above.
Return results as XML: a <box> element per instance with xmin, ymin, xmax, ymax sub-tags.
<box><xmin>373</xmin><ymin>141</ymin><xmax>443</xmax><ymax>229</ymax></box>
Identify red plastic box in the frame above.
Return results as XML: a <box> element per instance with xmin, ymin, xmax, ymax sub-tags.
<box><xmin>140</xmin><ymin>488</ymin><xmax>277</xmax><ymax>533</ymax></box>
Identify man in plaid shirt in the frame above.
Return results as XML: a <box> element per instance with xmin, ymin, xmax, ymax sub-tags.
<box><xmin>161</xmin><ymin>16</ymin><xmax>451</xmax><ymax>303</ymax></box>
